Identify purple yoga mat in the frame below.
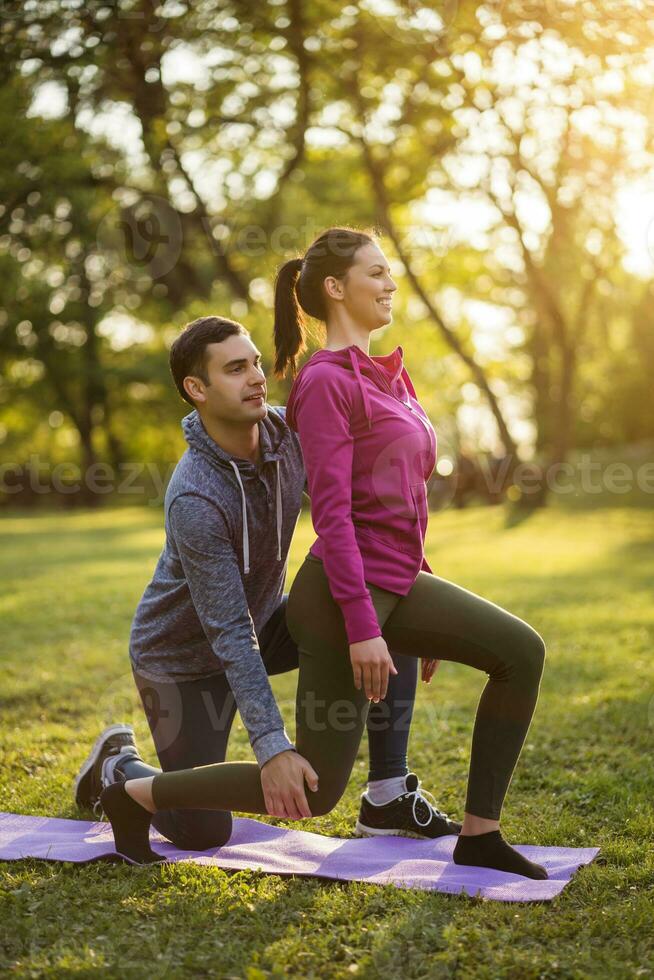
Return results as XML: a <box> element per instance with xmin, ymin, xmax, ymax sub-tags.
<box><xmin>0</xmin><ymin>811</ymin><xmax>598</xmax><ymax>902</ymax></box>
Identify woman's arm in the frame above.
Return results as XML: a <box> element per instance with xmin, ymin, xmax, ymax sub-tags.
<box><xmin>291</xmin><ymin>364</ymin><xmax>380</xmax><ymax>645</ymax></box>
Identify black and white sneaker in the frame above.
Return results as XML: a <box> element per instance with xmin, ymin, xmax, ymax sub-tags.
<box><xmin>74</xmin><ymin>724</ymin><xmax>141</xmax><ymax>812</ymax></box>
<box><xmin>355</xmin><ymin>773</ymin><xmax>462</xmax><ymax>839</ymax></box>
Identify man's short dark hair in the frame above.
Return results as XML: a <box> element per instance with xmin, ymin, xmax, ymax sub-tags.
<box><xmin>169</xmin><ymin>316</ymin><xmax>248</xmax><ymax>406</ymax></box>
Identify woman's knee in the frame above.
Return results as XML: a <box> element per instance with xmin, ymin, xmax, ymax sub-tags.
<box><xmin>516</xmin><ymin>627</ymin><xmax>546</xmax><ymax>684</ymax></box>
<box><xmin>307</xmin><ymin>775</ymin><xmax>347</xmax><ymax>818</ymax></box>
<box><xmin>493</xmin><ymin>621</ymin><xmax>546</xmax><ymax>687</ymax></box>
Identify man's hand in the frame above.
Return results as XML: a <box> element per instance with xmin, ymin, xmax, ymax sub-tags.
<box><xmin>421</xmin><ymin>658</ymin><xmax>441</xmax><ymax>684</ymax></box>
<box><xmin>349</xmin><ymin>636</ymin><xmax>398</xmax><ymax>703</ymax></box>
<box><xmin>261</xmin><ymin>750</ymin><xmax>319</xmax><ymax>820</ymax></box>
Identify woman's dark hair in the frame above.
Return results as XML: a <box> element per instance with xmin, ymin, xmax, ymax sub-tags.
<box><xmin>170</xmin><ymin>315</ymin><xmax>247</xmax><ymax>406</ymax></box>
<box><xmin>273</xmin><ymin>226</ymin><xmax>376</xmax><ymax>377</ymax></box>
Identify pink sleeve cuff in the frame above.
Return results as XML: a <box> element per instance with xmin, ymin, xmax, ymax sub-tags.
<box><xmin>339</xmin><ymin>594</ymin><xmax>383</xmax><ymax>645</ymax></box>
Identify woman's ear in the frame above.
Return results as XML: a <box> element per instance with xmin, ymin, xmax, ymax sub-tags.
<box><xmin>323</xmin><ymin>276</ymin><xmax>344</xmax><ymax>302</ymax></box>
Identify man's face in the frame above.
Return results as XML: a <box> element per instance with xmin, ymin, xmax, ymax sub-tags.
<box><xmin>184</xmin><ymin>334</ymin><xmax>268</xmax><ymax>423</ymax></box>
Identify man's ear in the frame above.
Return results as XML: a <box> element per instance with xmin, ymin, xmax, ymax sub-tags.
<box><xmin>183</xmin><ymin>375</ymin><xmax>205</xmax><ymax>404</ymax></box>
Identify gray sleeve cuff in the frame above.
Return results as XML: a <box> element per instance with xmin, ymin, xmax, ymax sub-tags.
<box><xmin>252</xmin><ymin>729</ymin><xmax>296</xmax><ymax>768</ymax></box>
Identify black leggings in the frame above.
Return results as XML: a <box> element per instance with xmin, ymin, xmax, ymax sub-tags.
<box><xmin>150</xmin><ymin>557</ymin><xmax>546</xmax><ymax>823</ymax></box>
<box><xmin>121</xmin><ymin>594</ymin><xmax>418</xmax><ymax>849</ymax></box>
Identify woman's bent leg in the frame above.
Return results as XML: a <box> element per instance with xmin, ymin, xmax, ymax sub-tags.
<box><xmin>382</xmin><ymin>570</ymin><xmax>546</xmax><ymax>822</ymax></box>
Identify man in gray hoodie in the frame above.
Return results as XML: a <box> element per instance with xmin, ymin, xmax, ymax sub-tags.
<box><xmin>74</xmin><ymin>316</ymin><xmax>459</xmax><ymax>848</ymax></box>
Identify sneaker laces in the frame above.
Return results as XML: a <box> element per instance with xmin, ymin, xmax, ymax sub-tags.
<box><xmin>409</xmin><ymin>779</ymin><xmax>449</xmax><ymax>828</ymax></box>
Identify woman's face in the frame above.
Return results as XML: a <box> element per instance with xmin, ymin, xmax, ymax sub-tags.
<box><xmin>324</xmin><ymin>242</ymin><xmax>397</xmax><ymax>330</ymax></box>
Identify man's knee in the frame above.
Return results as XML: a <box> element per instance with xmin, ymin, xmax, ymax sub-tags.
<box><xmin>163</xmin><ymin>810</ymin><xmax>233</xmax><ymax>851</ymax></box>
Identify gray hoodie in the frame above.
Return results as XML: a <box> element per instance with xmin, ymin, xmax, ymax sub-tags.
<box><xmin>129</xmin><ymin>405</ymin><xmax>306</xmax><ymax>767</ymax></box>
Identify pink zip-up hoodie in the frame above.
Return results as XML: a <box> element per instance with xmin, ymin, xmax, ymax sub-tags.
<box><xmin>285</xmin><ymin>344</ymin><xmax>437</xmax><ymax>644</ymax></box>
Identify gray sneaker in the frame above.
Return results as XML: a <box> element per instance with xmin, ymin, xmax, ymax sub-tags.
<box><xmin>74</xmin><ymin>724</ymin><xmax>140</xmax><ymax>811</ymax></box>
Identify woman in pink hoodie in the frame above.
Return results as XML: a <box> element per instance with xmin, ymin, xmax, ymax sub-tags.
<box><xmin>277</xmin><ymin>228</ymin><xmax>548</xmax><ymax>880</ymax></box>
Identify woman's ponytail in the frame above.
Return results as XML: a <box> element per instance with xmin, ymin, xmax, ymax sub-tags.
<box><xmin>273</xmin><ymin>257</ymin><xmax>305</xmax><ymax>378</ymax></box>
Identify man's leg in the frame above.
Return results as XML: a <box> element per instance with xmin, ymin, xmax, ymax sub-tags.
<box><xmin>115</xmin><ymin>599</ymin><xmax>300</xmax><ymax>849</ymax></box>
<box><xmin>130</xmin><ymin>669</ymin><xmax>237</xmax><ymax>850</ymax></box>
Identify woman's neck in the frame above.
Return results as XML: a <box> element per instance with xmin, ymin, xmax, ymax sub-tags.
<box><xmin>324</xmin><ymin>314</ymin><xmax>371</xmax><ymax>355</ymax></box>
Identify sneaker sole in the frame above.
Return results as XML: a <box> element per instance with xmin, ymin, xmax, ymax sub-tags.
<box><xmin>113</xmin><ymin>850</ymin><xmax>167</xmax><ymax>866</ymax></box>
<box><xmin>354</xmin><ymin>820</ymin><xmax>437</xmax><ymax>840</ymax></box>
<box><xmin>355</xmin><ymin>820</ymin><xmax>459</xmax><ymax>840</ymax></box>
<box><xmin>74</xmin><ymin>723</ymin><xmax>135</xmax><ymax>808</ymax></box>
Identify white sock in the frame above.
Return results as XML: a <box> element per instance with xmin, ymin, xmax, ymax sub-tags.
<box><xmin>366</xmin><ymin>775</ymin><xmax>408</xmax><ymax>805</ymax></box>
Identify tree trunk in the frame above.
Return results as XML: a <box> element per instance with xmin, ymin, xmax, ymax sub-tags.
<box><xmin>548</xmin><ymin>343</ymin><xmax>576</xmax><ymax>469</ymax></box>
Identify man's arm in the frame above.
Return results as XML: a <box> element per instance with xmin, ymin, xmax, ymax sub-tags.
<box><xmin>168</xmin><ymin>493</ymin><xmax>294</xmax><ymax>768</ymax></box>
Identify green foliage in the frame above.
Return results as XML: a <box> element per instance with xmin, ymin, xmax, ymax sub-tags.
<box><xmin>1</xmin><ymin>0</ymin><xmax>654</xmax><ymax>487</ymax></box>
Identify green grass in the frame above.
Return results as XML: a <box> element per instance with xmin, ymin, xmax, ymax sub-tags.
<box><xmin>1</xmin><ymin>500</ymin><xmax>653</xmax><ymax>978</ymax></box>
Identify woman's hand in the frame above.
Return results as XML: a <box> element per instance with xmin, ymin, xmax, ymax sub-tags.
<box><xmin>421</xmin><ymin>658</ymin><xmax>441</xmax><ymax>684</ymax></box>
<box><xmin>349</xmin><ymin>636</ymin><xmax>398</xmax><ymax>702</ymax></box>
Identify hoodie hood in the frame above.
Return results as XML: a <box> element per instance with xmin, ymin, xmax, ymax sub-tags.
<box><xmin>286</xmin><ymin>344</ymin><xmax>417</xmax><ymax>432</ymax></box>
<box><xmin>180</xmin><ymin>407</ymin><xmax>289</xmax><ymax>575</ymax></box>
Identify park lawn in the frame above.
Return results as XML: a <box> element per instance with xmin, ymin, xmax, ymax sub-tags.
<box><xmin>0</xmin><ymin>501</ymin><xmax>653</xmax><ymax>978</ymax></box>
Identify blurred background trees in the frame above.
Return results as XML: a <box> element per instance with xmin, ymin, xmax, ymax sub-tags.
<box><xmin>1</xmin><ymin>0</ymin><xmax>653</xmax><ymax>507</ymax></box>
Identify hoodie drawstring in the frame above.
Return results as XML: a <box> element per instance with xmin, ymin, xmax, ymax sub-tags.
<box><xmin>229</xmin><ymin>459</ymin><xmax>283</xmax><ymax>576</ymax></box>
<box><xmin>348</xmin><ymin>348</ymin><xmax>373</xmax><ymax>429</ymax></box>
<box><xmin>229</xmin><ymin>461</ymin><xmax>250</xmax><ymax>575</ymax></box>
